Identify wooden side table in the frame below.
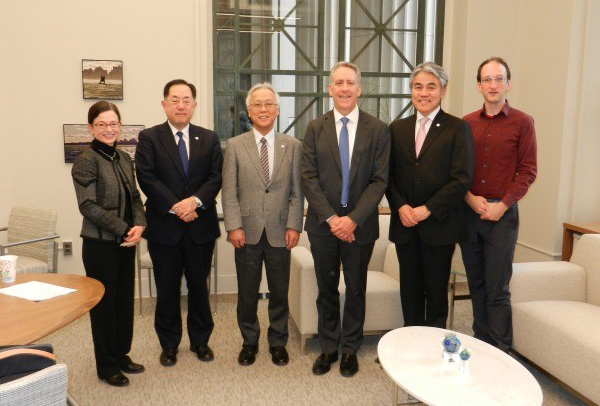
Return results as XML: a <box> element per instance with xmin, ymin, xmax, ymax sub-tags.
<box><xmin>562</xmin><ymin>222</ymin><xmax>600</xmax><ymax>260</ymax></box>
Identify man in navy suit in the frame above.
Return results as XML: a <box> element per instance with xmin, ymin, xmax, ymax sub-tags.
<box><xmin>386</xmin><ymin>62</ymin><xmax>474</xmax><ymax>329</ymax></box>
<box><xmin>135</xmin><ymin>79</ymin><xmax>223</xmax><ymax>366</ymax></box>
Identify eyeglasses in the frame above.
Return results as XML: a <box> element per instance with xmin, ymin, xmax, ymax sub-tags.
<box><xmin>94</xmin><ymin>122</ymin><xmax>120</xmax><ymax>130</ymax></box>
<box><xmin>167</xmin><ymin>97</ymin><xmax>194</xmax><ymax>106</ymax></box>
<box><xmin>480</xmin><ymin>76</ymin><xmax>507</xmax><ymax>84</ymax></box>
<box><xmin>249</xmin><ymin>102</ymin><xmax>278</xmax><ymax>111</ymax></box>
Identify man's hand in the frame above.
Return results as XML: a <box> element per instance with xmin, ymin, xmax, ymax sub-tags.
<box><xmin>412</xmin><ymin>205</ymin><xmax>430</xmax><ymax>222</ymax></box>
<box><xmin>172</xmin><ymin>197</ymin><xmax>198</xmax><ymax>222</ymax></box>
<box><xmin>121</xmin><ymin>225</ymin><xmax>144</xmax><ymax>247</ymax></box>
<box><xmin>465</xmin><ymin>192</ymin><xmax>487</xmax><ymax>215</ymax></box>
<box><xmin>285</xmin><ymin>229</ymin><xmax>300</xmax><ymax>250</ymax></box>
<box><xmin>228</xmin><ymin>228</ymin><xmax>246</xmax><ymax>249</ymax></box>
<box><xmin>329</xmin><ymin>216</ymin><xmax>357</xmax><ymax>243</ymax></box>
<box><xmin>481</xmin><ymin>202</ymin><xmax>508</xmax><ymax>221</ymax></box>
<box><xmin>399</xmin><ymin>205</ymin><xmax>418</xmax><ymax>227</ymax></box>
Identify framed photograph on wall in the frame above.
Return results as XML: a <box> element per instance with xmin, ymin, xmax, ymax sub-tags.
<box><xmin>63</xmin><ymin>124</ymin><xmax>144</xmax><ymax>163</ymax></box>
<box><xmin>82</xmin><ymin>59</ymin><xmax>123</xmax><ymax>100</ymax></box>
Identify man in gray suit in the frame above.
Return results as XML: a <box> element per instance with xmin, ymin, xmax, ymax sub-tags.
<box><xmin>222</xmin><ymin>82</ymin><xmax>303</xmax><ymax>367</ymax></box>
<box><xmin>301</xmin><ymin>62</ymin><xmax>390</xmax><ymax>377</ymax></box>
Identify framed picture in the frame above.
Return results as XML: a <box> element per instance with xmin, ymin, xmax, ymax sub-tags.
<box><xmin>63</xmin><ymin>124</ymin><xmax>144</xmax><ymax>163</ymax></box>
<box><xmin>82</xmin><ymin>59</ymin><xmax>123</xmax><ymax>100</ymax></box>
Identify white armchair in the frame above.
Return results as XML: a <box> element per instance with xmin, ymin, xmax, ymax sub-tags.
<box><xmin>510</xmin><ymin>234</ymin><xmax>600</xmax><ymax>405</ymax></box>
<box><xmin>0</xmin><ymin>207</ymin><xmax>59</xmax><ymax>273</ymax></box>
<box><xmin>289</xmin><ymin>215</ymin><xmax>403</xmax><ymax>354</ymax></box>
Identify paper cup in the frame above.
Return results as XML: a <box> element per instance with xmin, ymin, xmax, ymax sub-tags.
<box><xmin>0</xmin><ymin>255</ymin><xmax>18</xmax><ymax>283</ymax></box>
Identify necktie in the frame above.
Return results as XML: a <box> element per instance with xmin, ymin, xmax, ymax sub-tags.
<box><xmin>177</xmin><ymin>131</ymin><xmax>189</xmax><ymax>176</ymax></box>
<box><xmin>260</xmin><ymin>137</ymin><xmax>270</xmax><ymax>183</ymax></box>
<box><xmin>339</xmin><ymin>117</ymin><xmax>350</xmax><ymax>206</ymax></box>
<box><xmin>415</xmin><ymin>117</ymin><xmax>429</xmax><ymax>156</ymax></box>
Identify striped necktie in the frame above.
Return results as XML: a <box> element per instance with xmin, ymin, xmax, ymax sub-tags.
<box><xmin>260</xmin><ymin>137</ymin><xmax>270</xmax><ymax>183</ymax></box>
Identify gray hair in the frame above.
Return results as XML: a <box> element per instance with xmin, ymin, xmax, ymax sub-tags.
<box><xmin>246</xmin><ymin>82</ymin><xmax>280</xmax><ymax>106</ymax></box>
<box><xmin>329</xmin><ymin>61</ymin><xmax>362</xmax><ymax>86</ymax></box>
<box><xmin>409</xmin><ymin>62</ymin><xmax>448</xmax><ymax>88</ymax></box>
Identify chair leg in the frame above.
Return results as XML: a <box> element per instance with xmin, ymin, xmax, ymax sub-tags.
<box><xmin>52</xmin><ymin>241</ymin><xmax>59</xmax><ymax>273</ymax></box>
<box><xmin>448</xmin><ymin>273</ymin><xmax>456</xmax><ymax>329</ymax></box>
<box><xmin>136</xmin><ymin>249</ymin><xmax>143</xmax><ymax>317</ymax></box>
<box><xmin>300</xmin><ymin>335</ymin><xmax>307</xmax><ymax>355</ymax></box>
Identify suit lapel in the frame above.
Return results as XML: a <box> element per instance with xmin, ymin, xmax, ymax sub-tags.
<box><xmin>241</xmin><ymin>131</ymin><xmax>268</xmax><ymax>186</ymax></box>
<box><xmin>271</xmin><ymin>133</ymin><xmax>286</xmax><ymax>183</ymax></box>
<box><xmin>187</xmin><ymin>125</ymin><xmax>200</xmax><ymax>176</ymax></box>
<box><xmin>349</xmin><ymin>110</ymin><xmax>368</xmax><ymax>183</ymax></box>
<box><xmin>418</xmin><ymin>110</ymin><xmax>447</xmax><ymax>158</ymax></box>
<box><xmin>323</xmin><ymin>112</ymin><xmax>342</xmax><ymax>173</ymax></box>
<box><xmin>402</xmin><ymin>115</ymin><xmax>418</xmax><ymax>161</ymax></box>
<box><xmin>157</xmin><ymin>122</ymin><xmax>186</xmax><ymax>180</ymax></box>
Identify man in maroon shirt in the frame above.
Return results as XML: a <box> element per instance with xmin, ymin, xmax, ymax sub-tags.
<box><xmin>461</xmin><ymin>57</ymin><xmax>537</xmax><ymax>352</ymax></box>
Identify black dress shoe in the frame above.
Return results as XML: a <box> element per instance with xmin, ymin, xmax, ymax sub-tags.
<box><xmin>159</xmin><ymin>348</ymin><xmax>178</xmax><ymax>367</ymax></box>
<box><xmin>312</xmin><ymin>352</ymin><xmax>338</xmax><ymax>375</ymax></box>
<box><xmin>269</xmin><ymin>346</ymin><xmax>289</xmax><ymax>366</ymax></box>
<box><xmin>238</xmin><ymin>345</ymin><xmax>258</xmax><ymax>366</ymax></box>
<box><xmin>190</xmin><ymin>344</ymin><xmax>214</xmax><ymax>362</ymax></box>
<box><xmin>120</xmin><ymin>357</ymin><xmax>145</xmax><ymax>374</ymax></box>
<box><xmin>339</xmin><ymin>353</ymin><xmax>359</xmax><ymax>377</ymax></box>
<box><xmin>103</xmin><ymin>372</ymin><xmax>130</xmax><ymax>387</ymax></box>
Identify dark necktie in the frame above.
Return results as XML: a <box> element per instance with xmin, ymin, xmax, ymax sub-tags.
<box><xmin>260</xmin><ymin>137</ymin><xmax>270</xmax><ymax>183</ymax></box>
<box><xmin>176</xmin><ymin>131</ymin><xmax>189</xmax><ymax>176</ymax></box>
<box><xmin>339</xmin><ymin>117</ymin><xmax>350</xmax><ymax>206</ymax></box>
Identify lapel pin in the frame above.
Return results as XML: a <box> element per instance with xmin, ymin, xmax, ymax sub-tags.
<box><xmin>281</xmin><ymin>144</ymin><xmax>285</xmax><ymax>148</ymax></box>
<box><xmin>195</xmin><ymin>136</ymin><xmax>199</xmax><ymax>140</ymax></box>
<box><xmin>436</xmin><ymin>123</ymin><xmax>440</xmax><ymax>127</ymax></box>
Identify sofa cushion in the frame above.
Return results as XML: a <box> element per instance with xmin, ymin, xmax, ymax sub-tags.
<box><xmin>512</xmin><ymin>301</ymin><xmax>600</xmax><ymax>404</ymax></box>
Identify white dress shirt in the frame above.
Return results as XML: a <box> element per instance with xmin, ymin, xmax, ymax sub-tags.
<box><xmin>168</xmin><ymin>122</ymin><xmax>190</xmax><ymax>159</ymax></box>
<box><xmin>333</xmin><ymin>105</ymin><xmax>359</xmax><ymax>168</ymax></box>
<box><xmin>414</xmin><ymin>106</ymin><xmax>441</xmax><ymax>141</ymax></box>
<box><xmin>253</xmin><ymin>128</ymin><xmax>275</xmax><ymax>179</ymax></box>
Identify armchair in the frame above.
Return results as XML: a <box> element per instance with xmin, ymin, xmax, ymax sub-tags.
<box><xmin>0</xmin><ymin>207</ymin><xmax>59</xmax><ymax>273</ymax></box>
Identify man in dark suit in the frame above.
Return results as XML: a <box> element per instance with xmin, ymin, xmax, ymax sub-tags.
<box><xmin>135</xmin><ymin>79</ymin><xmax>222</xmax><ymax>366</ymax></box>
<box><xmin>301</xmin><ymin>62</ymin><xmax>390</xmax><ymax>377</ymax></box>
<box><xmin>386</xmin><ymin>62</ymin><xmax>473</xmax><ymax>329</ymax></box>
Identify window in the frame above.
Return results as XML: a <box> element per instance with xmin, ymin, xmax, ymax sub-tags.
<box><xmin>213</xmin><ymin>0</ymin><xmax>445</xmax><ymax>141</ymax></box>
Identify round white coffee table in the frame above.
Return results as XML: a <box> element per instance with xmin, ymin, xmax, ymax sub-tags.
<box><xmin>378</xmin><ymin>326</ymin><xmax>543</xmax><ymax>406</ymax></box>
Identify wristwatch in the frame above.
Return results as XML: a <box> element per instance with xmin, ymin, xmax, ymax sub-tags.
<box><xmin>193</xmin><ymin>196</ymin><xmax>202</xmax><ymax>207</ymax></box>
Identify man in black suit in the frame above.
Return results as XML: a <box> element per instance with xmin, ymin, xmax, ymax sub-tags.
<box><xmin>301</xmin><ymin>62</ymin><xmax>390</xmax><ymax>377</ymax></box>
<box><xmin>386</xmin><ymin>62</ymin><xmax>473</xmax><ymax>328</ymax></box>
<box><xmin>135</xmin><ymin>79</ymin><xmax>222</xmax><ymax>366</ymax></box>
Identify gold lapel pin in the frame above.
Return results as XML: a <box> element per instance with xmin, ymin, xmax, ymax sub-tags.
<box><xmin>436</xmin><ymin>123</ymin><xmax>440</xmax><ymax>127</ymax></box>
<box><xmin>195</xmin><ymin>136</ymin><xmax>199</xmax><ymax>140</ymax></box>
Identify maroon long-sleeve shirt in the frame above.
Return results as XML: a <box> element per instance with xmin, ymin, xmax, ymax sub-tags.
<box><xmin>463</xmin><ymin>100</ymin><xmax>537</xmax><ymax>207</ymax></box>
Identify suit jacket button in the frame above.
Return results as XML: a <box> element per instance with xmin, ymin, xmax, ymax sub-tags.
<box><xmin>265</xmin><ymin>189</ymin><xmax>269</xmax><ymax>193</ymax></box>
<box><xmin>415</xmin><ymin>163</ymin><xmax>420</xmax><ymax>166</ymax></box>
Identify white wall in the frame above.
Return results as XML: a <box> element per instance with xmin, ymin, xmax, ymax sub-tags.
<box><xmin>3</xmin><ymin>0</ymin><xmax>599</xmax><ymax>294</ymax></box>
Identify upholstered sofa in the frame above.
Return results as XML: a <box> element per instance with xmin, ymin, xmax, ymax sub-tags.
<box><xmin>510</xmin><ymin>234</ymin><xmax>600</xmax><ymax>405</ymax></box>
<box><xmin>289</xmin><ymin>215</ymin><xmax>403</xmax><ymax>354</ymax></box>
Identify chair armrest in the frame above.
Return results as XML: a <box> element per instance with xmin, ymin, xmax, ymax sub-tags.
<box><xmin>382</xmin><ymin>244</ymin><xmax>400</xmax><ymax>281</ymax></box>
<box><xmin>289</xmin><ymin>246</ymin><xmax>318</xmax><ymax>334</ymax></box>
<box><xmin>0</xmin><ymin>235</ymin><xmax>59</xmax><ymax>249</ymax></box>
<box><xmin>0</xmin><ymin>235</ymin><xmax>60</xmax><ymax>256</ymax></box>
<box><xmin>510</xmin><ymin>261</ymin><xmax>586</xmax><ymax>304</ymax></box>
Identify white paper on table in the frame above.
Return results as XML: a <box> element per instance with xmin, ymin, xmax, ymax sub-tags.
<box><xmin>0</xmin><ymin>281</ymin><xmax>77</xmax><ymax>301</ymax></box>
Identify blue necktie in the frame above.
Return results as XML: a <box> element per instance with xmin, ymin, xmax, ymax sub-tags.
<box><xmin>176</xmin><ymin>131</ymin><xmax>189</xmax><ymax>176</ymax></box>
<box><xmin>339</xmin><ymin>117</ymin><xmax>350</xmax><ymax>206</ymax></box>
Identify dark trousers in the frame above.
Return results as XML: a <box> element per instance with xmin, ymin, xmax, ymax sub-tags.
<box><xmin>235</xmin><ymin>230</ymin><xmax>290</xmax><ymax>347</ymax></box>
<box><xmin>460</xmin><ymin>203</ymin><xmax>518</xmax><ymax>352</ymax></box>
<box><xmin>395</xmin><ymin>234</ymin><xmax>455</xmax><ymax>328</ymax></box>
<box><xmin>148</xmin><ymin>231</ymin><xmax>215</xmax><ymax>350</ymax></box>
<box><xmin>308</xmin><ymin>232</ymin><xmax>374</xmax><ymax>355</ymax></box>
<box><xmin>82</xmin><ymin>239</ymin><xmax>135</xmax><ymax>379</ymax></box>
